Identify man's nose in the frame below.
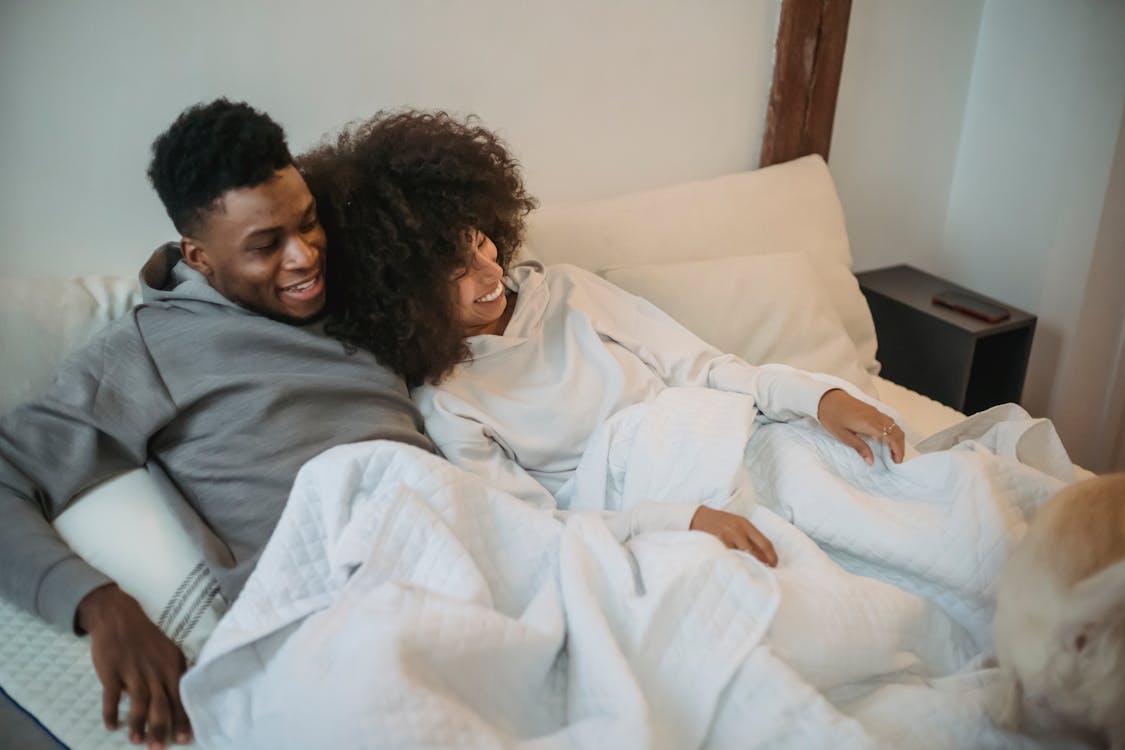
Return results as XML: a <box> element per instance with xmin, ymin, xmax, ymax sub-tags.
<box><xmin>284</xmin><ymin>235</ymin><xmax>318</xmax><ymax>267</ymax></box>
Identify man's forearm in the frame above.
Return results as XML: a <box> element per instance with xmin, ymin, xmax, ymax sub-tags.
<box><xmin>0</xmin><ymin>487</ymin><xmax>113</xmax><ymax>630</ymax></box>
<box><xmin>0</xmin><ymin>400</ymin><xmax>125</xmax><ymax>629</ymax></box>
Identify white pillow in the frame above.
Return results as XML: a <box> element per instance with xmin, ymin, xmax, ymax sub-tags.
<box><xmin>0</xmin><ymin>275</ymin><xmax>141</xmax><ymax>416</ymax></box>
<box><xmin>602</xmin><ymin>252</ymin><xmax>876</xmax><ymax>395</ymax></box>
<box><xmin>522</xmin><ymin>155</ymin><xmax>880</xmax><ymax>376</ymax></box>
<box><xmin>54</xmin><ymin>466</ymin><xmax>227</xmax><ymax>663</ymax></box>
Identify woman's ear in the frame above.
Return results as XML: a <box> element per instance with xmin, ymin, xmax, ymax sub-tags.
<box><xmin>181</xmin><ymin>237</ymin><xmax>213</xmax><ymax>279</ymax></box>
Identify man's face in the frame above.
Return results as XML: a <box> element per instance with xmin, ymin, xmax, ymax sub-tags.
<box><xmin>182</xmin><ymin>165</ymin><xmax>327</xmax><ymax>323</ymax></box>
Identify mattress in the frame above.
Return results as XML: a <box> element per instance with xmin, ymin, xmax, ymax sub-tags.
<box><xmin>0</xmin><ymin>378</ymin><xmax>968</xmax><ymax>750</ymax></box>
<box><xmin>870</xmin><ymin>374</ymin><xmax>967</xmax><ymax>443</ymax></box>
<box><xmin>0</xmin><ymin>597</ymin><xmax>130</xmax><ymax>749</ymax></box>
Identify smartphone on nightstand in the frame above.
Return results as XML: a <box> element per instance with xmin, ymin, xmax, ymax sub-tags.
<box><xmin>932</xmin><ymin>290</ymin><xmax>1011</xmax><ymax>323</ymax></box>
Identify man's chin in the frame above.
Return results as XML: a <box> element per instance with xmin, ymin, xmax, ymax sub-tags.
<box><xmin>267</xmin><ymin>306</ymin><xmax>328</xmax><ymax>327</ymax></box>
<box><xmin>245</xmin><ymin>298</ymin><xmax>328</xmax><ymax>326</ymax></box>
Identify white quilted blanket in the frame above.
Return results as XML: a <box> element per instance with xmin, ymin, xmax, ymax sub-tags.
<box><xmin>181</xmin><ymin>398</ymin><xmax>1087</xmax><ymax>750</ymax></box>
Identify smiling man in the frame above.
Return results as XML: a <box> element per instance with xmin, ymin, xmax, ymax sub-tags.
<box><xmin>0</xmin><ymin>100</ymin><xmax>434</xmax><ymax>750</ymax></box>
<box><xmin>177</xmin><ymin>167</ymin><xmax>327</xmax><ymax>323</ymax></box>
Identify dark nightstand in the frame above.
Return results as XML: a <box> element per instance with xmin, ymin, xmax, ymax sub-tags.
<box><xmin>856</xmin><ymin>264</ymin><xmax>1036</xmax><ymax>414</ymax></box>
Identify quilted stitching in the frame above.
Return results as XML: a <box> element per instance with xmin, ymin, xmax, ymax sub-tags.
<box><xmin>0</xmin><ymin>597</ymin><xmax>133</xmax><ymax>749</ymax></box>
<box><xmin>181</xmin><ymin>418</ymin><xmax>1084</xmax><ymax>749</ymax></box>
<box><xmin>0</xmin><ymin>561</ymin><xmax>225</xmax><ymax>748</ymax></box>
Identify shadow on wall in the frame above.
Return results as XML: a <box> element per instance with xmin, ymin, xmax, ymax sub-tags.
<box><xmin>1021</xmin><ymin>326</ymin><xmax>1061</xmax><ymax>422</ymax></box>
<box><xmin>1050</xmin><ymin>114</ymin><xmax>1125</xmax><ymax>473</ymax></box>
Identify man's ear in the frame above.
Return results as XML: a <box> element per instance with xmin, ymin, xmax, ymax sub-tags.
<box><xmin>180</xmin><ymin>237</ymin><xmax>213</xmax><ymax>279</ymax></box>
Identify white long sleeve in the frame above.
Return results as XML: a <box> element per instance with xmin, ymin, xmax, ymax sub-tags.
<box><xmin>415</xmin><ymin>262</ymin><xmax>834</xmax><ymax>535</ymax></box>
<box><xmin>577</xmin><ymin>266</ymin><xmax>832</xmax><ymax>422</ymax></box>
<box><xmin>429</xmin><ymin>421</ymin><xmax>697</xmax><ymax>541</ymax></box>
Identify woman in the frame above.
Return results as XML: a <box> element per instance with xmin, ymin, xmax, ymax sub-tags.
<box><xmin>300</xmin><ymin>111</ymin><xmax>904</xmax><ymax>566</ymax></box>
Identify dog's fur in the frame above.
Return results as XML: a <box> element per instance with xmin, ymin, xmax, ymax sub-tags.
<box><xmin>991</xmin><ymin>473</ymin><xmax>1125</xmax><ymax>748</ymax></box>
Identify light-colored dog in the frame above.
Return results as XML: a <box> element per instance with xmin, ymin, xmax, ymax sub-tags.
<box><xmin>992</xmin><ymin>472</ymin><xmax>1125</xmax><ymax>748</ymax></box>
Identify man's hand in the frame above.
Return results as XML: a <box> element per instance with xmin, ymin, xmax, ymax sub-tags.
<box><xmin>817</xmin><ymin>388</ymin><xmax>905</xmax><ymax>465</ymax></box>
<box><xmin>690</xmin><ymin>506</ymin><xmax>778</xmax><ymax>566</ymax></box>
<box><xmin>77</xmin><ymin>584</ymin><xmax>192</xmax><ymax>749</ymax></box>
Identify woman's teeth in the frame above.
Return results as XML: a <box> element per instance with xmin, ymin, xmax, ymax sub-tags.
<box><xmin>475</xmin><ymin>282</ymin><xmax>504</xmax><ymax>303</ymax></box>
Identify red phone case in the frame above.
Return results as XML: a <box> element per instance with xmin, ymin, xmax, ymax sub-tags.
<box><xmin>932</xmin><ymin>292</ymin><xmax>1010</xmax><ymax>323</ymax></box>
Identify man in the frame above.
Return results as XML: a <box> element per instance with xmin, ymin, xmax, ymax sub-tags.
<box><xmin>0</xmin><ymin>99</ymin><xmax>435</xmax><ymax>749</ymax></box>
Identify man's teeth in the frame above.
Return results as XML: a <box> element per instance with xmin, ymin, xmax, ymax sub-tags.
<box><xmin>285</xmin><ymin>277</ymin><xmax>317</xmax><ymax>292</ymax></box>
<box><xmin>475</xmin><ymin>282</ymin><xmax>504</xmax><ymax>303</ymax></box>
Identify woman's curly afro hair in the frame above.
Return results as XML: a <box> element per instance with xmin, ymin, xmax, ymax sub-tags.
<box><xmin>299</xmin><ymin>111</ymin><xmax>537</xmax><ymax>386</ymax></box>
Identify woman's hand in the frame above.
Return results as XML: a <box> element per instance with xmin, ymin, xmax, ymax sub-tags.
<box><xmin>690</xmin><ymin>506</ymin><xmax>778</xmax><ymax>566</ymax></box>
<box><xmin>817</xmin><ymin>388</ymin><xmax>905</xmax><ymax>465</ymax></box>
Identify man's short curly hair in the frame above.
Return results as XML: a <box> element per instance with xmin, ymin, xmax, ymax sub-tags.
<box><xmin>148</xmin><ymin>98</ymin><xmax>293</xmax><ymax>235</ymax></box>
<box><xmin>299</xmin><ymin>110</ymin><xmax>538</xmax><ymax>386</ymax></box>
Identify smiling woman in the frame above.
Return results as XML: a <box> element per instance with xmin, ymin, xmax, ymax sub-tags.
<box><xmin>451</xmin><ymin>229</ymin><xmax>518</xmax><ymax>338</ymax></box>
<box><xmin>298</xmin><ymin>111</ymin><xmax>538</xmax><ymax>386</ymax></box>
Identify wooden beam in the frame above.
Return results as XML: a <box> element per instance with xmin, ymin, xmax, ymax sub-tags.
<box><xmin>759</xmin><ymin>0</ymin><xmax>852</xmax><ymax>167</ymax></box>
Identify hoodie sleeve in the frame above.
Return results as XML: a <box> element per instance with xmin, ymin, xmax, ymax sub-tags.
<box><xmin>419</xmin><ymin>388</ymin><xmax>698</xmax><ymax>540</ymax></box>
<box><xmin>0</xmin><ymin>314</ymin><xmax>177</xmax><ymax>631</ymax></box>
<box><xmin>569</xmin><ymin>266</ymin><xmax>833</xmax><ymax>422</ymax></box>
<box><xmin>436</xmin><ymin>432</ymin><xmax>698</xmax><ymax>540</ymax></box>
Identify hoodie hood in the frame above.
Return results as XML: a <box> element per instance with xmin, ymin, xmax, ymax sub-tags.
<box><xmin>139</xmin><ymin>242</ymin><xmax>246</xmax><ymax>311</ymax></box>
<box><xmin>465</xmin><ymin>259</ymin><xmax>549</xmax><ymax>359</ymax></box>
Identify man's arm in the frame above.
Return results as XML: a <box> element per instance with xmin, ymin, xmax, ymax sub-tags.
<box><xmin>0</xmin><ymin>317</ymin><xmax>191</xmax><ymax>748</ymax></box>
<box><xmin>78</xmin><ymin>585</ymin><xmax>192</xmax><ymax>748</ymax></box>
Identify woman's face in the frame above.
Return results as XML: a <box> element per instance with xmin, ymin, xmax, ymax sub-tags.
<box><xmin>452</xmin><ymin>229</ymin><xmax>509</xmax><ymax>336</ymax></box>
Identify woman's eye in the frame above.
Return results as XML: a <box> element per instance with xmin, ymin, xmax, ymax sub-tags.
<box><xmin>300</xmin><ymin>219</ymin><xmax>319</xmax><ymax>233</ymax></box>
<box><xmin>252</xmin><ymin>239</ymin><xmax>280</xmax><ymax>253</ymax></box>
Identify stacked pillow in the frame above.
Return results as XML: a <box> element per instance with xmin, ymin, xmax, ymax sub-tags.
<box><xmin>53</xmin><ymin>466</ymin><xmax>227</xmax><ymax>663</ymax></box>
<box><xmin>602</xmin><ymin>252</ymin><xmax>875</xmax><ymax>394</ymax></box>
<box><xmin>523</xmin><ymin>154</ymin><xmax>879</xmax><ymax>392</ymax></box>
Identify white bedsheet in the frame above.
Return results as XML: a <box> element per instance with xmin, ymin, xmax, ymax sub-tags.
<box><xmin>181</xmin><ymin>395</ymin><xmax>1089</xmax><ymax>750</ymax></box>
<box><xmin>182</xmin><ymin>441</ymin><xmax>782</xmax><ymax>749</ymax></box>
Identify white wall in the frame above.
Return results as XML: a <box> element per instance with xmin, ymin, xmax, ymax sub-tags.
<box><xmin>833</xmin><ymin>0</ymin><xmax>1125</xmax><ymax>471</ymax></box>
<box><xmin>941</xmin><ymin>0</ymin><xmax>1125</xmax><ymax>471</ymax></box>
<box><xmin>830</xmin><ymin>0</ymin><xmax>983</xmax><ymax>273</ymax></box>
<box><xmin>0</xmin><ymin>0</ymin><xmax>780</xmax><ymax>277</ymax></box>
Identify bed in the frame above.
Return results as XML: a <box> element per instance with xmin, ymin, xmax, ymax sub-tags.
<box><xmin>0</xmin><ymin>155</ymin><xmax>1072</xmax><ymax>749</ymax></box>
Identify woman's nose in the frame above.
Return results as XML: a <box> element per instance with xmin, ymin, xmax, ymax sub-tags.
<box><xmin>473</xmin><ymin>246</ymin><xmax>500</xmax><ymax>274</ymax></box>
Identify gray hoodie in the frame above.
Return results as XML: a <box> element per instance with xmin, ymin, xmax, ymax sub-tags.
<box><xmin>0</xmin><ymin>244</ymin><xmax>434</xmax><ymax>629</ymax></box>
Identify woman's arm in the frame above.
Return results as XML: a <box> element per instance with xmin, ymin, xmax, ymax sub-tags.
<box><xmin>419</xmin><ymin>373</ymin><xmax>789</xmax><ymax>559</ymax></box>
<box><xmin>434</xmin><ymin>429</ymin><xmax>702</xmax><ymax>541</ymax></box>
<box><xmin>571</xmin><ymin>266</ymin><xmax>829</xmax><ymax>420</ymax></box>
<box><xmin>434</xmin><ymin>434</ymin><xmax>559</xmax><ymax>511</ymax></box>
<box><xmin>571</xmin><ymin>267</ymin><xmax>903</xmax><ymax>461</ymax></box>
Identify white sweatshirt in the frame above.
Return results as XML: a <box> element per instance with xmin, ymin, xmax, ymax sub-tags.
<box><xmin>414</xmin><ymin>262</ymin><xmax>833</xmax><ymax>538</ymax></box>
